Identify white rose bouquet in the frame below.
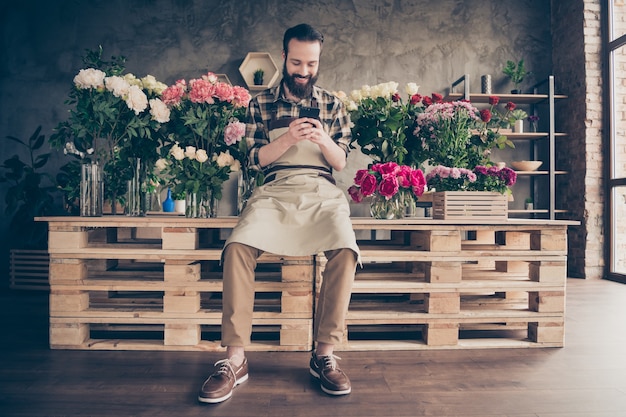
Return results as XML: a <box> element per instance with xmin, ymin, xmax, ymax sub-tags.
<box><xmin>50</xmin><ymin>47</ymin><xmax>170</xmax><ymax>207</ymax></box>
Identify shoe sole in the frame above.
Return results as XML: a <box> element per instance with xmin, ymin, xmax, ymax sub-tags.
<box><xmin>198</xmin><ymin>373</ymin><xmax>249</xmax><ymax>404</ymax></box>
<box><xmin>309</xmin><ymin>367</ymin><xmax>351</xmax><ymax>396</ymax></box>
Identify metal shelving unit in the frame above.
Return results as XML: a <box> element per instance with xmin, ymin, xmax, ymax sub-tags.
<box><xmin>445</xmin><ymin>74</ymin><xmax>568</xmax><ymax>220</ymax></box>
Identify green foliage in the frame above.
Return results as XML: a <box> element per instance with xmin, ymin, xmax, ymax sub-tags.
<box><xmin>349</xmin><ymin>95</ymin><xmax>425</xmax><ymax>166</ymax></box>
<box><xmin>502</xmin><ymin>59</ymin><xmax>531</xmax><ymax>90</ymax></box>
<box><xmin>0</xmin><ymin>126</ymin><xmax>59</xmax><ymax>249</ymax></box>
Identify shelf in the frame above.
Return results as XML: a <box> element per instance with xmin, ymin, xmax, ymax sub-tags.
<box><xmin>504</xmin><ymin>132</ymin><xmax>567</xmax><ymax>140</ymax></box>
<box><xmin>239</xmin><ymin>52</ymin><xmax>280</xmax><ymax>91</ymax></box>
<box><xmin>509</xmin><ymin>209</ymin><xmax>569</xmax><ymax>214</ymax></box>
<box><xmin>444</xmin><ymin>92</ymin><xmax>567</xmax><ymax>104</ymax></box>
<box><xmin>214</xmin><ymin>73</ymin><xmax>231</xmax><ymax>85</ymax></box>
<box><xmin>512</xmin><ymin>170</ymin><xmax>568</xmax><ymax>175</ymax></box>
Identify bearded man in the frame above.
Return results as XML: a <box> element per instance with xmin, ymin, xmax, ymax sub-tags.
<box><xmin>198</xmin><ymin>23</ymin><xmax>359</xmax><ymax>404</ymax></box>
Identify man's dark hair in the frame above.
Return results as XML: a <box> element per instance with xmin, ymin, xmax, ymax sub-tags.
<box><xmin>282</xmin><ymin>23</ymin><xmax>324</xmax><ymax>55</ymax></box>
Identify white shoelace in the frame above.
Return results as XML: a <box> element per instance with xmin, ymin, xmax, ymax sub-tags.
<box><xmin>319</xmin><ymin>354</ymin><xmax>342</xmax><ymax>370</ymax></box>
<box><xmin>213</xmin><ymin>359</ymin><xmax>236</xmax><ymax>379</ymax></box>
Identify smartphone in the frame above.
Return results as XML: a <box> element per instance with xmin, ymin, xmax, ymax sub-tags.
<box><xmin>299</xmin><ymin>106</ymin><xmax>320</xmax><ymax>120</ymax></box>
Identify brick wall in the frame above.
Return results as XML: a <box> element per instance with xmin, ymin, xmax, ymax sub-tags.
<box><xmin>552</xmin><ymin>0</ymin><xmax>604</xmax><ymax>279</ymax></box>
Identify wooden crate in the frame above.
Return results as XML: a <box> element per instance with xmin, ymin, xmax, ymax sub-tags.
<box><xmin>432</xmin><ymin>191</ymin><xmax>508</xmax><ymax>220</ymax></box>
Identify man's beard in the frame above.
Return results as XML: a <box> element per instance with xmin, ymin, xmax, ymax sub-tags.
<box><xmin>283</xmin><ymin>62</ymin><xmax>318</xmax><ymax>99</ymax></box>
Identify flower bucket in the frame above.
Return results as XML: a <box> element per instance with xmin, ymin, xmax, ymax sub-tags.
<box><xmin>431</xmin><ymin>191</ymin><xmax>508</xmax><ymax>220</ymax></box>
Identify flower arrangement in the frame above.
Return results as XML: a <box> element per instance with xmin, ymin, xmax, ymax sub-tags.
<box><xmin>415</xmin><ymin>95</ymin><xmax>516</xmax><ymax>169</ymax></box>
<box><xmin>425</xmin><ymin>165</ymin><xmax>517</xmax><ymax>195</ymax></box>
<box><xmin>347</xmin><ymin>161</ymin><xmax>426</xmax><ymax>219</ymax></box>
<box><xmin>347</xmin><ymin>161</ymin><xmax>426</xmax><ymax>203</ymax></box>
<box><xmin>337</xmin><ymin>82</ymin><xmax>426</xmax><ymax>166</ymax></box>
<box><xmin>49</xmin><ymin>47</ymin><xmax>170</xmax><ymax>208</ymax></box>
<box><xmin>157</xmin><ymin>72</ymin><xmax>251</xmax><ymax>202</ymax></box>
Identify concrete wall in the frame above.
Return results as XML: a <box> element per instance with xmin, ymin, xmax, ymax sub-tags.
<box><xmin>1</xmin><ymin>0</ymin><xmax>570</xmax><ymax>279</ymax></box>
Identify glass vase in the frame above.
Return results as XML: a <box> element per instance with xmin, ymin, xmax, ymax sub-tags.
<box><xmin>80</xmin><ymin>162</ymin><xmax>103</xmax><ymax>217</ymax></box>
<box><xmin>185</xmin><ymin>190</ymin><xmax>218</xmax><ymax>218</ymax></box>
<box><xmin>126</xmin><ymin>158</ymin><xmax>147</xmax><ymax>216</ymax></box>
<box><xmin>369</xmin><ymin>194</ymin><xmax>405</xmax><ymax>219</ymax></box>
<box><xmin>237</xmin><ymin>169</ymin><xmax>256</xmax><ymax>215</ymax></box>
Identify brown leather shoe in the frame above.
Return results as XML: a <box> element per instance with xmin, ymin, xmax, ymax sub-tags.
<box><xmin>309</xmin><ymin>352</ymin><xmax>351</xmax><ymax>395</ymax></box>
<box><xmin>198</xmin><ymin>357</ymin><xmax>248</xmax><ymax>403</ymax></box>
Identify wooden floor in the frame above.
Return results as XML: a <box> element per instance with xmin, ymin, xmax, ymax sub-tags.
<box><xmin>1</xmin><ymin>278</ymin><xmax>625</xmax><ymax>417</ymax></box>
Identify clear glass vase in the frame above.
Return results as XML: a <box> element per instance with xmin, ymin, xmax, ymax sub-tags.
<box><xmin>126</xmin><ymin>158</ymin><xmax>147</xmax><ymax>216</ymax></box>
<box><xmin>80</xmin><ymin>162</ymin><xmax>103</xmax><ymax>217</ymax></box>
<box><xmin>185</xmin><ymin>190</ymin><xmax>218</xmax><ymax>218</ymax></box>
<box><xmin>237</xmin><ymin>169</ymin><xmax>256</xmax><ymax>215</ymax></box>
<box><xmin>369</xmin><ymin>194</ymin><xmax>405</xmax><ymax>219</ymax></box>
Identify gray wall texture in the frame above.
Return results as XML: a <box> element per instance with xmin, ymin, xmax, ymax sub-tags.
<box><xmin>1</xmin><ymin>0</ymin><xmax>564</xmax><ymax>279</ymax></box>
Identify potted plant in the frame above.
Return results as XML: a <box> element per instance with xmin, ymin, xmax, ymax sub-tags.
<box><xmin>1</xmin><ymin>126</ymin><xmax>62</xmax><ymax>289</ymax></box>
<box><xmin>525</xmin><ymin>197</ymin><xmax>534</xmax><ymax>210</ymax></box>
<box><xmin>507</xmin><ymin>109</ymin><xmax>529</xmax><ymax>132</ymax></box>
<box><xmin>502</xmin><ymin>59</ymin><xmax>531</xmax><ymax>93</ymax></box>
<box><xmin>253</xmin><ymin>68</ymin><xmax>264</xmax><ymax>85</ymax></box>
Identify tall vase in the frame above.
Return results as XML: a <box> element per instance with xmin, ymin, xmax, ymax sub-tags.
<box><xmin>80</xmin><ymin>162</ymin><xmax>103</xmax><ymax>217</ymax></box>
<box><xmin>185</xmin><ymin>189</ymin><xmax>218</xmax><ymax>218</ymax></box>
<box><xmin>237</xmin><ymin>169</ymin><xmax>256</xmax><ymax>215</ymax></box>
<box><xmin>369</xmin><ymin>194</ymin><xmax>404</xmax><ymax>219</ymax></box>
<box><xmin>126</xmin><ymin>158</ymin><xmax>147</xmax><ymax>216</ymax></box>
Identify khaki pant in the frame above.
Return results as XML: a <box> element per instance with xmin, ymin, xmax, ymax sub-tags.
<box><xmin>221</xmin><ymin>242</ymin><xmax>357</xmax><ymax>346</ymax></box>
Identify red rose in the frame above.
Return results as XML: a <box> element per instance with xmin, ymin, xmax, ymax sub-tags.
<box><xmin>489</xmin><ymin>96</ymin><xmax>500</xmax><ymax>105</ymax></box>
<box><xmin>348</xmin><ymin>185</ymin><xmax>363</xmax><ymax>203</ymax></box>
<box><xmin>374</xmin><ymin>161</ymin><xmax>399</xmax><ymax>176</ymax></box>
<box><xmin>409</xmin><ymin>168</ymin><xmax>426</xmax><ymax>188</ymax></box>
<box><xmin>378</xmin><ymin>175</ymin><xmax>399</xmax><ymax>198</ymax></box>
<box><xmin>353</xmin><ymin>169</ymin><xmax>369</xmax><ymax>186</ymax></box>
<box><xmin>480</xmin><ymin>109</ymin><xmax>492</xmax><ymax>123</ymax></box>
<box><xmin>360</xmin><ymin>173</ymin><xmax>378</xmax><ymax>196</ymax></box>
<box><xmin>397</xmin><ymin>165</ymin><xmax>413</xmax><ymax>187</ymax></box>
<box><xmin>432</xmin><ymin>93</ymin><xmax>443</xmax><ymax>103</ymax></box>
<box><xmin>505</xmin><ymin>101</ymin><xmax>516</xmax><ymax>111</ymax></box>
<box><xmin>391</xmin><ymin>92</ymin><xmax>401</xmax><ymax>102</ymax></box>
<box><xmin>422</xmin><ymin>96</ymin><xmax>433</xmax><ymax>106</ymax></box>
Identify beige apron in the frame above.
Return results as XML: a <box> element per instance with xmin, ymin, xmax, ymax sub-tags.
<box><xmin>225</xmin><ymin>122</ymin><xmax>359</xmax><ymax>257</ymax></box>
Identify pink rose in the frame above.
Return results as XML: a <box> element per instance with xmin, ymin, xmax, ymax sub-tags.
<box><xmin>360</xmin><ymin>173</ymin><xmax>378</xmax><ymax>196</ymax></box>
<box><xmin>214</xmin><ymin>82</ymin><xmax>235</xmax><ymax>102</ymax></box>
<box><xmin>161</xmin><ymin>82</ymin><xmax>186</xmax><ymax>106</ymax></box>
<box><xmin>232</xmin><ymin>86</ymin><xmax>251</xmax><ymax>108</ymax></box>
<box><xmin>373</xmin><ymin>161</ymin><xmax>399</xmax><ymax>176</ymax></box>
<box><xmin>188</xmin><ymin>78</ymin><xmax>216</xmax><ymax>104</ymax></box>
<box><xmin>378</xmin><ymin>175</ymin><xmax>399</xmax><ymax>199</ymax></box>
<box><xmin>224</xmin><ymin>121</ymin><xmax>246</xmax><ymax>145</ymax></box>
<box><xmin>409</xmin><ymin>168</ymin><xmax>426</xmax><ymax>188</ymax></box>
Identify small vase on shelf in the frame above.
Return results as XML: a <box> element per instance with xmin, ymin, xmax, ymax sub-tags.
<box><xmin>162</xmin><ymin>188</ymin><xmax>175</xmax><ymax>212</ymax></box>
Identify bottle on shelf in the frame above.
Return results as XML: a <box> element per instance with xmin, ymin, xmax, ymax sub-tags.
<box><xmin>162</xmin><ymin>188</ymin><xmax>175</xmax><ymax>212</ymax></box>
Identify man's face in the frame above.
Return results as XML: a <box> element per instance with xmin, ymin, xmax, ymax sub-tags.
<box><xmin>282</xmin><ymin>39</ymin><xmax>320</xmax><ymax>99</ymax></box>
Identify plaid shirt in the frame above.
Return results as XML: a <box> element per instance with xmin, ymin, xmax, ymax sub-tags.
<box><xmin>245</xmin><ymin>84</ymin><xmax>352</xmax><ymax>171</ymax></box>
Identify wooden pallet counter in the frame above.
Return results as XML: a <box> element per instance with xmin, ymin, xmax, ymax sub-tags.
<box><xmin>38</xmin><ymin>216</ymin><xmax>577</xmax><ymax>352</ymax></box>
<box><xmin>321</xmin><ymin>217</ymin><xmax>578</xmax><ymax>351</ymax></box>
